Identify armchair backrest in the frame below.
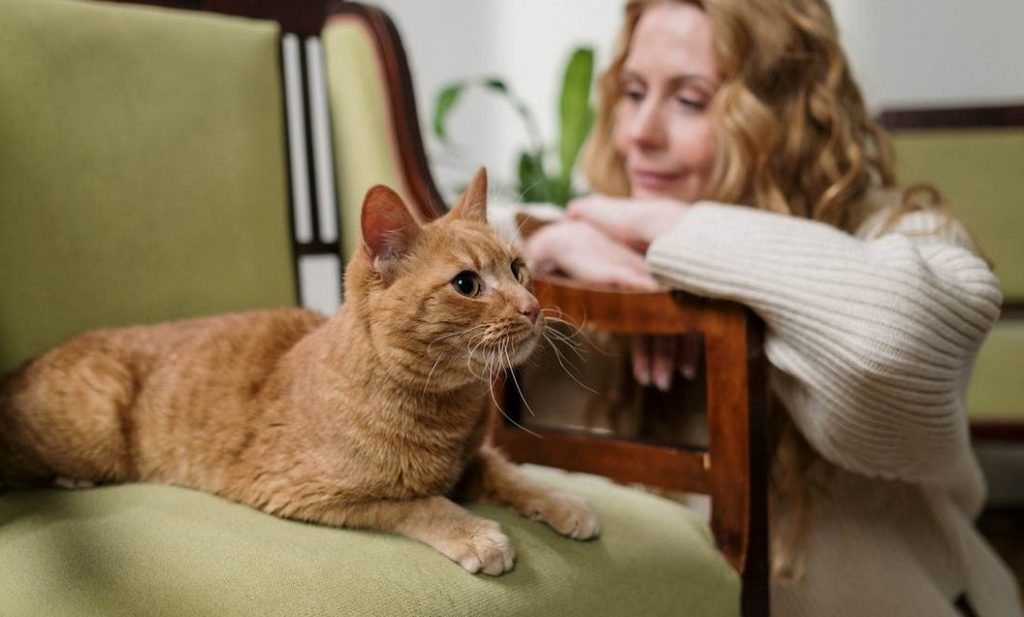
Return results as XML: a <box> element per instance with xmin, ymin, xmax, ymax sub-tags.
<box><xmin>879</xmin><ymin>104</ymin><xmax>1024</xmax><ymax>438</ymax></box>
<box><xmin>0</xmin><ymin>0</ymin><xmax>297</xmax><ymax>374</ymax></box>
<box><xmin>321</xmin><ymin>5</ymin><xmax>445</xmax><ymax>260</ymax></box>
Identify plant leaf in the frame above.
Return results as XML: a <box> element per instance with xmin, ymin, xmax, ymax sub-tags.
<box><xmin>483</xmin><ymin>78</ymin><xmax>508</xmax><ymax>94</ymax></box>
<box><xmin>432</xmin><ymin>83</ymin><xmax>464</xmax><ymax>142</ymax></box>
<box><xmin>518</xmin><ymin>152</ymin><xmax>551</xmax><ymax>203</ymax></box>
<box><xmin>557</xmin><ymin>47</ymin><xmax>595</xmax><ymax>188</ymax></box>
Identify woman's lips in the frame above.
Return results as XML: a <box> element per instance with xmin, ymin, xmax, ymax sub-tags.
<box><xmin>629</xmin><ymin>168</ymin><xmax>682</xmax><ymax>190</ymax></box>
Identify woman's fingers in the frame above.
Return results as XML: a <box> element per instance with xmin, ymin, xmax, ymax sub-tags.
<box><xmin>631</xmin><ymin>335</ymin><xmax>652</xmax><ymax>387</ymax></box>
<box><xmin>527</xmin><ymin>220</ymin><xmax>661</xmax><ymax>291</ymax></box>
<box><xmin>567</xmin><ymin>195</ymin><xmax>689</xmax><ymax>250</ymax></box>
<box><xmin>679</xmin><ymin>331</ymin><xmax>699</xmax><ymax>380</ymax></box>
<box><xmin>633</xmin><ymin>334</ymin><xmax>699</xmax><ymax>390</ymax></box>
<box><xmin>633</xmin><ymin>335</ymin><xmax>678</xmax><ymax>391</ymax></box>
<box><xmin>651</xmin><ymin>335</ymin><xmax>676</xmax><ymax>391</ymax></box>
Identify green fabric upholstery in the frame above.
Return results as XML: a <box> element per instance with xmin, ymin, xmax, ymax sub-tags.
<box><xmin>322</xmin><ymin>16</ymin><xmax>407</xmax><ymax>261</ymax></box>
<box><xmin>0</xmin><ymin>0</ymin><xmax>296</xmax><ymax>375</ymax></box>
<box><xmin>967</xmin><ymin>320</ymin><xmax>1024</xmax><ymax>422</ymax></box>
<box><xmin>0</xmin><ymin>468</ymin><xmax>738</xmax><ymax>616</ymax></box>
<box><xmin>891</xmin><ymin>129</ymin><xmax>1024</xmax><ymax>301</ymax></box>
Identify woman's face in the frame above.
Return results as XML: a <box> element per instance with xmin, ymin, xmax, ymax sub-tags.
<box><xmin>613</xmin><ymin>2</ymin><xmax>719</xmax><ymax>202</ymax></box>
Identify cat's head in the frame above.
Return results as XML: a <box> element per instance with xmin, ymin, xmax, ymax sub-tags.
<box><xmin>345</xmin><ymin>169</ymin><xmax>544</xmax><ymax>392</ymax></box>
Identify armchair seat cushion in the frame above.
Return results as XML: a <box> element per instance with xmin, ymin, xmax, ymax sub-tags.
<box><xmin>0</xmin><ymin>467</ymin><xmax>738</xmax><ymax>616</ymax></box>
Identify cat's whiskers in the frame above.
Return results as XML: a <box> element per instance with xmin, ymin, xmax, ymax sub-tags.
<box><xmin>464</xmin><ymin>331</ymin><xmax>494</xmax><ymax>382</ymax></box>
<box><xmin>421</xmin><ymin>351</ymin><xmax>449</xmax><ymax>396</ymax></box>
<box><xmin>541</xmin><ymin>331</ymin><xmax>599</xmax><ymax>396</ymax></box>
<box><xmin>539</xmin><ymin>309</ymin><xmax>616</xmax><ymax>360</ymax></box>
<box><xmin>481</xmin><ymin>339</ymin><xmax>544</xmax><ymax>442</ymax></box>
<box><xmin>503</xmin><ymin>346</ymin><xmax>537</xmax><ymax>417</ymax></box>
<box><xmin>485</xmin><ymin>347</ymin><xmax>543</xmax><ymax>439</ymax></box>
<box><xmin>426</xmin><ymin>323</ymin><xmax>489</xmax><ymax>354</ymax></box>
<box><xmin>542</xmin><ymin>327</ymin><xmax>587</xmax><ymax>362</ymax></box>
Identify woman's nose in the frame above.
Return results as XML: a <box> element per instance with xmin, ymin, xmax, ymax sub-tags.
<box><xmin>630</xmin><ymin>101</ymin><xmax>666</xmax><ymax>149</ymax></box>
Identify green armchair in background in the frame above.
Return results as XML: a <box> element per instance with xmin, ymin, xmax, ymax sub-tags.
<box><xmin>879</xmin><ymin>105</ymin><xmax>1024</xmax><ymax>441</ymax></box>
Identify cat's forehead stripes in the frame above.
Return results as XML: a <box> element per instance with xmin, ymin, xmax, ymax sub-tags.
<box><xmin>429</xmin><ymin>223</ymin><xmax>514</xmax><ymax>272</ymax></box>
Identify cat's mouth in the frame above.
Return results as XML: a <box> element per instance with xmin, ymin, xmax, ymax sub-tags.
<box><xmin>469</xmin><ymin>322</ymin><xmax>544</xmax><ymax>375</ymax></box>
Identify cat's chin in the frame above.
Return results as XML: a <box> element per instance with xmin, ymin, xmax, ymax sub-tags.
<box><xmin>463</xmin><ymin>331</ymin><xmax>542</xmax><ymax>378</ymax></box>
<box><xmin>502</xmin><ymin>330</ymin><xmax>544</xmax><ymax>368</ymax></box>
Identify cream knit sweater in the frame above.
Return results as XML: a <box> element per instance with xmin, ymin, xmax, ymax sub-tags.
<box><xmin>646</xmin><ymin>201</ymin><xmax>1022</xmax><ymax>617</ymax></box>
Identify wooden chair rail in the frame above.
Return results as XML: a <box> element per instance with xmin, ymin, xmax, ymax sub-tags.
<box><xmin>491</xmin><ymin>422</ymin><xmax>712</xmax><ymax>494</ymax></box>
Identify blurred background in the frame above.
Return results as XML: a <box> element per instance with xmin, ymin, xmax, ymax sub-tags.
<box><xmin>373</xmin><ymin>0</ymin><xmax>1024</xmax><ymax>200</ymax></box>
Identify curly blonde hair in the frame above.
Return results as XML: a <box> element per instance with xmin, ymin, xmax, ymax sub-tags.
<box><xmin>583</xmin><ymin>0</ymin><xmax>898</xmax><ymax>234</ymax></box>
<box><xmin>582</xmin><ymin>0</ymin><xmax>910</xmax><ymax>581</ymax></box>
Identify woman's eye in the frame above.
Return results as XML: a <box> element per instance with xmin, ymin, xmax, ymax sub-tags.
<box><xmin>624</xmin><ymin>88</ymin><xmax>644</xmax><ymax>103</ymax></box>
<box><xmin>675</xmin><ymin>96</ymin><xmax>707</xmax><ymax>112</ymax></box>
<box><xmin>451</xmin><ymin>271</ymin><xmax>481</xmax><ymax>297</ymax></box>
<box><xmin>510</xmin><ymin>260</ymin><xmax>527</xmax><ymax>283</ymax></box>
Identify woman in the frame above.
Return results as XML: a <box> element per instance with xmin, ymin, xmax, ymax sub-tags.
<box><xmin>523</xmin><ymin>0</ymin><xmax>1022</xmax><ymax>615</ymax></box>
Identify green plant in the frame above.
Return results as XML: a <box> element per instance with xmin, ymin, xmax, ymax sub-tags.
<box><xmin>432</xmin><ymin>47</ymin><xmax>595</xmax><ymax>206</ymax></box>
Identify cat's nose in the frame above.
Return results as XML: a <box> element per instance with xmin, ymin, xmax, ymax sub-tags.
<box><xmin>519</xmin><ymin>301</ymin><xmax>540</xmax><ymax>324</ymax></box>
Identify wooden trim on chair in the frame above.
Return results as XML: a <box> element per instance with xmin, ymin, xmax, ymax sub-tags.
<box><xmin>877</xmin><ymin>104</ymin><xmax>1024</xmax><ymax>131</ymax></box>
<box><xmin>325</xmin><ymin>1</ymin><xmax>448</xmax><ymax>219</ymax></box>
<box><xmin>108</xmin><ymin>0</ymin><xmax>330</xmax><ymax>35</ymax></box>
<box><xmin>971</xmin><ymin>421</ymin><xmax>1024</xmax><ymax>442</ymax></box>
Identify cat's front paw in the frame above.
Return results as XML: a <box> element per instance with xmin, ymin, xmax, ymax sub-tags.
<box><xmin>528</xmin><ymin>491</ymin><xmax>600</xmax><ymax>540</ymax></box>
<box><xmin>445</xmin><ymin>519</ymin><xmax>516</xmax><ymax>576</ymax></box>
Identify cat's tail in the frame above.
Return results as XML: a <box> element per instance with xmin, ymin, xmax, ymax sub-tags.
<box><xmin>0</xmin><ymin>362</ymin><xmax>62</xmax><ymax>488</ymax></box>
<box><xmin>1</xmin><ymin>347</ymin><xmax>138</xmax><ymax>489</ymax></box>
<box><xmin>0</xmin><ymin>367</ymin><xmax>28</xmax><ymax>488</ymax></box>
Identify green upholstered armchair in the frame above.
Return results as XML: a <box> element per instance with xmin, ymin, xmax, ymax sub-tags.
<box><xmin>878</xmin><ymin>105</ymin><xmax>1024</xmax><ymax>441</ymax></box>
<box><xmin>0</xmin><ymin>0</ymin><xmax>762</xmax><ymax>615</ymax></box>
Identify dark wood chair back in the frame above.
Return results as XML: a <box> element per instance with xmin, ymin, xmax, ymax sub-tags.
<box><xmin>491</xmin><ymin>277</ymin><xmax>770</xmax><ymax>617</ymax></box>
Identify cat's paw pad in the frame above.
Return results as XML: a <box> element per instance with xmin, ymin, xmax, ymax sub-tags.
<box><xmin>452</xmin><ymin>519</ymin><xmax>516</xmax><ymax>576</ymax></box>
<box><xmin>529</xmin><ymin>492</ymin><xmax>600</xmax><ymax>540</ymax></box>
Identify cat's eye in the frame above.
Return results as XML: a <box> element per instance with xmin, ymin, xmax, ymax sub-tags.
<box><xmin>510</xmin><ymin>259</ymin><xmax>527</xmax><ymax>284</ymax></box>
<box><xmin>452</xmin><ymin>271</ymin><xmax>481</xmax><ymax>297</ymax></box>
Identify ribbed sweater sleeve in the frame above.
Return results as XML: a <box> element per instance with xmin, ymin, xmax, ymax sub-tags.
<box><xmin>646</xmin><ymin>202</ymin><xmax>1003</xmax><ymax>483</ymax></box>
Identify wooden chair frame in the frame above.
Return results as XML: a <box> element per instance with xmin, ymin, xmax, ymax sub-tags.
<box><xmin>101</xmin><ymin>1</ymin><xmax>772</xmax><ymax>614</ymax></box>
<box><xmin>492</xmin><ymin>278</ymin><xmax>770</xmax><ymax>617</ymax></box>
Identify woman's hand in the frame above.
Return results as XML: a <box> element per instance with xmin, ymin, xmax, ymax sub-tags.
<box><xmin>565</xmin><ymin>195</ymin><xmax>689</xmax><ymax>252</ymax></box>
<box><xmin>631</xmin><ymin>333</ymin><xmax>700</xmax><ymax>391</ymax></box>
<box><xmin>524</xmin><ymin>219</ymin><xmax>661</xmax><ymax>291</ymax></box>
<box><xmin>524</xmin><ymin>196</ymin><xmax>698</xmax><ymax>391</ymax></box>
<box><xmin>564</xmin><ymin>196</ymin><xmax>696</xmax><ymax>390</ymax></box>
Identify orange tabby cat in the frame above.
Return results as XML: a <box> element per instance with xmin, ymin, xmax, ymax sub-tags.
<box><xmin>0</xmin><ymin>169</ymin><xmax>598</xmax><ymax>575</ymax></box>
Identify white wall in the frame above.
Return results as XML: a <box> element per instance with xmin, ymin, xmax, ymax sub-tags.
<box><xmin>373</xmin><ymin>0</ymin><xmax>619</xmax><ymax>200</ymax></box>
<box><xmin>831</xmin><ymin>0</ymin><xmax>1024</xmax><ymax>111</ymax></box>
<box><xmin>373</xmin><ymin>0</ymin><xmax>1024</xmax><ymax>198</ymax></box>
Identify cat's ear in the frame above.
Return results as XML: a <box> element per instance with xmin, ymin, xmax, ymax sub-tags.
<box><xmin>449</xmin><ymin>167</ymin><xmax>488</xmax><ymax>223</ymax></box>
<box><xmin>361</xmin><ymin>185</ymin><xmax>420</xmax><ymax>271</ymax></box>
